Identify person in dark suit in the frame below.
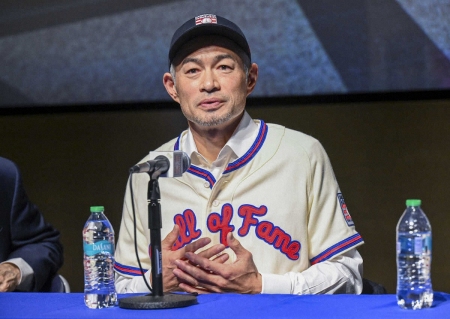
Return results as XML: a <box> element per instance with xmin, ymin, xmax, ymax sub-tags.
<box><xmin>0</xmin><ymin>156</ymin><xmax>63</xmax><ymax>292</ymax></box>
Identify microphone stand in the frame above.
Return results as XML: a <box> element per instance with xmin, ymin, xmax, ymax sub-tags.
<box><xmin>119</xmin><ymin>171</ymin><xmax>198</xmax><ymax>309</ymax></box>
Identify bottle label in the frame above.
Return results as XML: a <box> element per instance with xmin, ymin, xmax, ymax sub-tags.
<box><xmin>84</xmin><ymin>240</ymin><xmax>114</xmax><ymax>256</ymax></box>
<box><xmin>397</xmin><ymin>233</ymin><xmax>432</xmax><ymax>255</ymax></box>
<box><xmin>414</xmin><ymin>237</ymin><xmax>423</xmax><ymax>254</ymax></box>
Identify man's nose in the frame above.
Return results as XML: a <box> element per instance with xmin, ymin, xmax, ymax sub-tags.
<box><xmin>200</xmin><ymin>70</ymin><xmax>220</xmax><ymax>92</ymax></box>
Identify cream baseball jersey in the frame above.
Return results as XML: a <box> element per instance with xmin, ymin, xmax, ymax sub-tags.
<box><xmin>114</xmin><ymin>120</ymin><xmax>364</xmax><ymax>293</ymax></box>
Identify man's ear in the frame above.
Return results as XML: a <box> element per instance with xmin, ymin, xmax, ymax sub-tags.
<box><xmin>163</xmin><ymin>72</ymin><xmax>179</xmax><ymax>103</ymax></box>
<box><xmin>246</xmin><ymin>63</ymin><xmax>258</xmax><ymax>96</ymax></box>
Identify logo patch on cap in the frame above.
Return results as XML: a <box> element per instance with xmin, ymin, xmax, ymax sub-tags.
<box><xmin>337</xmin><ymin>193</ymin><xmax>354</xmax><ymax>227</ymax></box>
<box><xmin>195</xmin><ymin>14</ymin><xmax>217</xmax><ymax>25</ymax></box>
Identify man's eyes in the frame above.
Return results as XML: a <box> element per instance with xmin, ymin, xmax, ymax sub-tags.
<box><xmin>185</xmin><ymin>68</ymin><xmax>199</xmax><ymax>74</ymax></box>
<box><xmin>218</xmin><ymin>64</ymin><xmax>234</xmax><ymax>71</ymax></box>
<box><xmin>184</xmin><ymin>64</ymin><xmax>234</xmax><ymax>74</ymax></box>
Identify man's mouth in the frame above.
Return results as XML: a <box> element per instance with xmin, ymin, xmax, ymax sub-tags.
<box><xmin>199</xmin><ymin>98</ymin><xmax>223</xmax><ymax>110</ymax></box>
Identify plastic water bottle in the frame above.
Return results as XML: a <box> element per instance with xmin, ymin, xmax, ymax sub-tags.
<box><xmin>396</xmin><ymin>199</ymin><xmax>433</xmax><ymax>310</ymax></box>
<box><xmin>83</xmin><ymin>206</ymin><xmax>117</xmax><ymax>309</ymax></box>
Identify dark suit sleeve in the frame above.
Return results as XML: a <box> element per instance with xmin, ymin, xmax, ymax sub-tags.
<box><xmin>1</xmin><ymin>158</ymin><xmax>64</xmax><ymax>292</ymax></box>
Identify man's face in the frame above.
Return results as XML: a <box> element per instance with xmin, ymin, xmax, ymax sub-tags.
<box><xmin>164</xmin><ymin>36</ymin><xmax>257</xmax><ymax>130</ymax></box>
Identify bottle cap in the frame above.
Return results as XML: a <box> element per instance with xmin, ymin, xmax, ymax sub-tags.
<box><xmin>90</xmin><ymin>206</ymin><xmax>104</xmax><ymax>213</ymax></box>
<box><xmin>406</xmin><ymin>199</ymin><xmax>421</xmax><ymax>207</ymax></box>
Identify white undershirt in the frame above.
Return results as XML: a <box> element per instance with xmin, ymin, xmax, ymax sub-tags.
<box><xmin>183</xmin><ymin>111</ymin><xmax>259</xmax><ymax>181</ymax></box>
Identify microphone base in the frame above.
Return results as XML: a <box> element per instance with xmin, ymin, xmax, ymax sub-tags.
<box><xmin>119</xmin><ymin>293</ymin><xmax>198</xmax><ymax>309</ymax></box>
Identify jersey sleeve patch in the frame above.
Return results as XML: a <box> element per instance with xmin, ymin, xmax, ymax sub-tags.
<box><xmin>337</xmin><ymin>193</ymin><xmax>354</xmax><ymax>227</ymax></box>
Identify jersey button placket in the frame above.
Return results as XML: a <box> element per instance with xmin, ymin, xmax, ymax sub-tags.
<box><xmin>206</xmin><ymin>180</ymin><xmax>222</xmax><ymax>244</ymax></box>
<box><xmin>207</xmin><ymin>179</ymin><xmax>223</xmax><ymax>210</ymax></box>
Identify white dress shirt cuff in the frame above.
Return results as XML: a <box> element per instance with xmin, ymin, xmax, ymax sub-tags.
<box><xmin>261</xmin><ymin>273</ymin><xmax>307</xmax><ymax>294</ymax></box>
<box><xmin>115</xmin><ymin>270</ymin><xmax>152</xmax><ymax>294</ymax></box>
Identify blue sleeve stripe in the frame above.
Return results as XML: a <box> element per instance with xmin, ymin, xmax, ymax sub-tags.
<box><xmin>114</xmin><ymin>261</ymin><xmax>148</xmax><ymax>276</ymax></box>
<box><xmin>310</xmin><ymin>233</ymin><xmax>363</xmax><ymax>265</ymax></box>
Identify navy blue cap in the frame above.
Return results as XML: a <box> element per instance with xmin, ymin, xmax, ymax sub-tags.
<box><xmin>168</xmin><ymin>14</ymin><xmax>251</xmax><ymax>67</ymax></box>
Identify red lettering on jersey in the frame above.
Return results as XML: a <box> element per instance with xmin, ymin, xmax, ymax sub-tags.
<box><xmin>256</xmin><ymin>221</ymin><xmax>300</xmax><ymax>260</ymax></box>
<box><xmin>237</xmin><ymin>204</ymin><xmax>267</xmax><ymax>236</ymax></box>
<box><xmin>172</xmin><ymin>209</ymin><xmax>201</xmax><ymax>250</ymax></box>
<box><xmin>285</xmin><ymin>241</ymin><xmax>301</xmax><ymax>260</ymax></box>
<box><xmin>172</xmin><ymin>204</ymin><xmax>301</xmax><ymax>260</ymax></box>
<box><xmin>207</xmin><ymin>204</ymin><xmax>235</xmax><ymax>247</ymax></box>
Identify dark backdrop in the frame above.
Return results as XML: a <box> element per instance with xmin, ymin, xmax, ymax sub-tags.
<box><xmin>1</xmin><ymin>98</ymin><xmax>449</xmax><ymax>294</ymax></box>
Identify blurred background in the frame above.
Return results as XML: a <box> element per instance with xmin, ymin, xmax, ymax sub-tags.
<box><xmin>1</xmin><ymin>0</ymin><xmax>449</xmax><ymax>293</ymax></box>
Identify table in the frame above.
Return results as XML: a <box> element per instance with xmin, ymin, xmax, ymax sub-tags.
<box><xmin>1</xmin><ymin>292</ymin><xmax>449</xmax><ymax>318</ymax></box>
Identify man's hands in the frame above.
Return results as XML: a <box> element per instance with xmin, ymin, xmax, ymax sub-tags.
<box><xmin>172</xmin><ymin>232</ymin><xmax>262</xmax><ymax>294</ymax></box>
<box><xmin>0</xmin><ymin>263</ymin><xmax>20</xmax><ymax>292</ymax></box>
<box><xmin>161</xmin><ymin>225</ymin><xmax>228</xmax><ymax>292</ymax></box>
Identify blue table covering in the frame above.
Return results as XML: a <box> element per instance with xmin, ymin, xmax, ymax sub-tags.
<box><xmin>1</xmin><ymin>292</ymin><xmax>449</xmax><ymax>318</ymax></box>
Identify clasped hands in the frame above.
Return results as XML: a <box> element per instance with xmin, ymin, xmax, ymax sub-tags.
<box><xmin>160</xmin><ymin>225</ymin><xmax>262</xmax><ymax>294</ymax></box>
<box><xmin>0</xmin><ymin>263</ymin><xmax>20</xmax><ymax>292</ymax></box>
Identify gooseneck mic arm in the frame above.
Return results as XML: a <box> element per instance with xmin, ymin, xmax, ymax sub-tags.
<box><xmin>147</xmin><ymin>174</ymin><xmax>163</xmax><ymax>297</ymax></box>
<box><xmin>140</xmin><ymin>155</ymin><xmax>168</xmax><ymax>297</ymax></box>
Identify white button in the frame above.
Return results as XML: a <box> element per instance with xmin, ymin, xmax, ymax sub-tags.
<box><xmin>204</xmin><ymin>181</ymin><xmax>210</xmax><ymax>188</ymax></box>
<box><xmin>213</xmin><ymin>200</ymin><xmax>219</xmax><ymax>207</ymax></box>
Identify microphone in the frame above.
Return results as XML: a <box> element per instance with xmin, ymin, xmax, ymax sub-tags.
<box><xmin>120</xmin><ymin>149</ymin><xmax>198</xmax><ymax>310</ymax></box>
<box><xmin>129</xmin><ymin>156</ymin><xmax>169</xmax><ymax>174</ymax></box>
<box><xmin>129</xmin><ymin>151</ymin><xmax>191</xmax><ymax>177</ymax></box>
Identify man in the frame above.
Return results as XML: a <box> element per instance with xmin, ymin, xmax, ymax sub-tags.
<box><xmin>0</xmin><ymin>157</ymin><xmax>64</xmax><ymax>292</ymax></box>
<box><xmin>114</xmin><ymin>14</ymin><xmax>363</xmax><ymax>295</ymax></box>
